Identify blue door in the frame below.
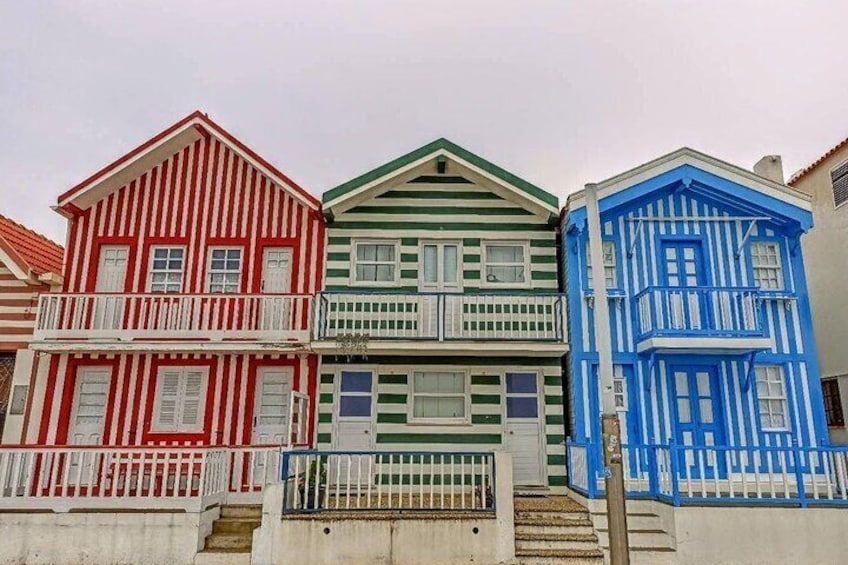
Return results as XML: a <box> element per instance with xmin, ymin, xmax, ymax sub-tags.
<box><xmin>671</xmin><ymin>365</ymin><xmax>725</xmax><ymax>477</ymax></box>
<box><xmin>662</xmin><ymin>241</ymin><xmax>708</xmax><ymax>331</ymax></box>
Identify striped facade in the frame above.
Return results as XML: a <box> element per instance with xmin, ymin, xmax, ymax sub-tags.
<box><xmin>0</xmin><ymin>266</ymin><xmax>47</xmax><ymax>351</ymax></box>
<box><xmin>564</xmin><ymin>151</ymin><xmax>828</xmax><ymax>452</ymax></box>
<box><xmin>21</xmin><ymin>113</ymin><xmax>325</xmax><ymax>449</ymax></box>
<box><xmin>319</xmin><ymin>140</ymin><xmax>567</xmax><ymax>491</ymax></box>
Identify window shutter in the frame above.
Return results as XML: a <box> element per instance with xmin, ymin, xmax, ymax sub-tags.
<box><xmin>156</xmin><ymin>372</ymin><xmax>181</xmax><ymax>430</ymax></box>
<box><xmin>831</xmin><ymin>160</ymin><xmax>848</xmax><ymax>207</ymax></box>
<box><xmin>180</xmin><ymin>371</ymin><xmax>205</xmax><ymax>428</ymax></box>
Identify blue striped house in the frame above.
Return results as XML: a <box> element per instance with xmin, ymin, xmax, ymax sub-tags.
<box><xmin>314</xmin><ymin>139</ymin><xmax>570</xmax><ymax>491</ymax></box>
<box><xmin>562</xmin><ymin>148</ymin><xmax>831</xmax><ymax>500</ymax></box>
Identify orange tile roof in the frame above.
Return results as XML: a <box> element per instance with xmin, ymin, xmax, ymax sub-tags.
<box><xmin>0</xmin><ymin>214</ymin><xmax>63</xmax><ymax>276</ymax></box>
<box><xmin>789</xmin><ymin>135</ymin><xmax>848</xmax><ymax>185</ymax></box>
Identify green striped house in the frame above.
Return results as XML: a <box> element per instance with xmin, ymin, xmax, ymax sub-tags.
<box><xmin>315</xmin><ymin>139</ymin><xmax>569</xmax><ymax>491</ymax></box>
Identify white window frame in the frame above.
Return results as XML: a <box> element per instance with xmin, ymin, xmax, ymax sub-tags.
<box><xmin>418</xmin><ymin>240</ymin><xmax>463</xmax><ymax>291</ymax></box>
<box><xmin>586</xmin><ymin>240</ymin><xmax>618</xmax><ymax>290</ymax></box>
<box><xmin>750</xmin><ymin>241</ymin><xmax>785</xmax><ymax>291</ymax></box>
<box><xmin>480</xmin><ymin>240</ymin><xmax>531</xmax><ymax>289</ymax></box>
<box><xmin>409</xmin><ymin>369</ymin><xmax>470</xmax><ymax>424</ymax></box>
<box><xmin>206</xmin><ymin>247</ymin><xmax>243</xmax><ymax>293</ymax></box>
<box><xmin>151</xmin><ymin>366</ymin><xmax>210</xmax><ymax>433</ymax></box>
<box><xmin>350</xmin><ymin>239</ymin><xmax>401</xmax><ymax>287</ymax></box>
<box><xmin>612</xmin><ymin>365</ymin><xmax>628</xmax><ymax>410</ymax></box>
<box><xmin>147</xmin><ymin>246</ymin><xmax>186</xmax><ymax>293</ymax></box>
<box><xmin>755</xmin><ymin>365</ymin><xmax>790</xmax><ymax>432</ymax></box>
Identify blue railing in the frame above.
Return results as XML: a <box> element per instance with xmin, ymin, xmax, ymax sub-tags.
<box><xmin>314</xmin><ymin>291</ymin><xmax>566</xmax><ymax>342</ymax></box>
<box><xmin>281</xmin><ymin>450</ymin><xmax>496</xmax><ymax>514</ymax></box>
<box><xmin>634</xmin><ymin>286</ymin><xmax>764</xmax><ymax>340</ymax></box>
<box><xmin>567</xmin><ymin>439</ymin><xmax>848</xmax><ymax>507</ymax></box>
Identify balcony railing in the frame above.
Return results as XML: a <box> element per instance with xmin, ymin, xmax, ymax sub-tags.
<box><xmin>635</xmin><ymin>286</ymin><xmax>763</xmax><ymax>340</ymax></box>
<box><xmin>34</xmin><ymin>293</ymin><xmax>312</xmax><ymax>342</ymax></box>
<box><xmin>567</xmin><ymin>440</ymin><xmax>848</xmax><ymax>507</ymax></box>
<box><xmin>314</xmin><ymin>292</ymin><xmax>566</xmax><ymax>342</ymax></box>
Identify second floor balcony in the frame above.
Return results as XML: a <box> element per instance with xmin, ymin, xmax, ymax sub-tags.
<box><xmin>313</xmin><ymin>291</ymin><xmax>568</xmax><ymax>356</ymax></box>
<box><xmin>33</xmin><ymin>293</ymin><xmax>312</xmax><ymax>351</ymax></box>
<box><xmin>634</xmin><ymin>286</ymin><xmax>771</xmax><ymax>354</ymax></box>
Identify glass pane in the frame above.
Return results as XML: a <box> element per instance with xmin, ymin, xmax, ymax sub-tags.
<box><xmin>414</xmin><ymin>396</ymin><xmax>465</xmax><ymax>418</ymax></box>
<box><xmin>507</xmin><ymin>397</ymin><xmax>538</xmax><ymax>418</ymax></box>
<box><xmin>487</xmin><ymin>245</ymin><xmax>523</xmax><ymax>262</ymax></box>
<box><xmin>443</xmin><ymin>245</ymin><xmax>458</xmax><ymax>283</ymax></box>
<box><xmin>675</xmin><ymin>372</ymin><xmax>689</xmax><ymax>395</ymax></box>
<box><xmin>423</xmin><ymin>245</ymin><xmax>438</xmax><ymax>283</ymax></box>
<box><xmin>696</xmin><ymin>372</ymin><xmax>711</xmax><ymax>395</ymax></box>
<box><xmin>699</xmin><ymin>399</ymin><xmax>714</xmax><ymax>423</ymax></box>
<box><xmin>414</xmin><ymin>372</ymin><xmax>464</xmax><ymax>394</ymax></box>
<box><xmin>212</xmin><ymin>249</ymin><xmax>225</xmax><ymax>259</ymax></box>
<box><xmin>340</xmin><ymin>396</ymin><xmax>371</xmax><ymax>417</ymax></box>
<box><xmin>506</xmin><ymin>373</ymin><xmax>537</xmax><ymax>394</ymax></box>
<box><xmin>358</xmin><ymin>244</ymin><xmax>377</xmax><ymax>261</ymax></box>
<box><xmin>486</xmin><ymin>265</ymin><xmax>524</xmax><ymax>284</ymax></box>
<box><xmin>677</xmin><ymin>398</ymin><xmax>691</xmax><ymax>423</ymax></box>
<box><xmin>376</xmin><ymin>264</ymin><xmax>394</xmax><ymax>281</ymax></box>
<box><xmin>341</xmin><ymin>371</ymin><xmax>372</xmax><ymax>393</ymax></box>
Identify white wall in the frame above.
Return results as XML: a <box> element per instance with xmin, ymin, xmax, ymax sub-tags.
<box><xmin>0</xmin><ymin>509</ymin><xmax>217</xmax><ymax>565</ymax></box>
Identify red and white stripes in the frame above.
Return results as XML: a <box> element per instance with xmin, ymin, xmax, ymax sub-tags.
<box><xmin>0</xmin><ymin>266</ymin><xmax>47</xmax><ymax>351</ymax></box>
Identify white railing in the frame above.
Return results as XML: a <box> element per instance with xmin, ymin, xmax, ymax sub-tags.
<box><xmin>281</xmin><ymin>451</ymin><xmax>496</xmax><ymax>513</ymax></box>
<box><xmin>35</xmin><ymin>293</ymin><xmax>312</xmax><ymax>342</ymax></box>
<box><xmin>316</xmin><ymin>292</ymin><xmax>566</xmax><ymax>342</ymax></box>
<box><xmin>635</xmin><ymin>286</ymin><xmax>762</xmax><ymax>339</ymax></box>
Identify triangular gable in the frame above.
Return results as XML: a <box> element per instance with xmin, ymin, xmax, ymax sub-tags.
<box><xmin>323</xmin><ymin>138</ymin><xmax>559</xmax><ymax>218</ymax></box>
<box><xmin>0</xmin><ymin>214</ymin><xmax>64</xmax><ymax>281</ymax></box>
<box><xmin>566</xmin><ymin>147</ymin><xmax>813</xmax><ymax>233</ymax></box>
<box><xmin>58</xmin><ymin>111</ymin><xmax>320</xmax><ymax>213</ymax></box>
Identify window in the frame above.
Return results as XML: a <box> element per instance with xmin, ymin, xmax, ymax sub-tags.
<box><xmin>152</xmin><ymin>367</ymin><xmax>208</xmax><ymax>433</ymax></box>
<box><xmin>750</xmin><ymin>242</ymin><xmax>784</xmax><ymax>290</ymax></box>
<box><xmin>612</xmin><ymin>365</ymin><xmax>627</xmax><ymax>410</ymax></box>
<box><xmin>755</xmin><ymin>366</ymin><xmax>789</xmax><ymax>431</ymax></box>
<box><xmin>353</xmin><ymin>241</ymin><xmax>398</xmax><ymax>284</ymax></box>
<box><xmin>823</xmin><ymin>379</ymin><xmax>845</xmax><ymax>427</ymax></box>
<box><xmin>586</xmin><ymin>241</ymin><xmax>617</xmax><ymax>289</ymax></box>
<box><xmin>8</xmin><ymin>385</ymin><xmax>27</xmax><ymax>416</ymax></box>
<box><xmin>339</xmin><ymin>371</ymin><xmax>373</xmax><ymax>418</ymax></box>
<box><xmin>505</xmin><ymin>372</ymin><xmax>539</xmax><ymax>419</ymax></box>
<box><xmin>831</xmin><ymin>159</ymin><xmax>848</xmax><ymax>208</ymax></box>
<box><xmin>482</xmin><ymin>242</ymin><xmax>528</xmax><ymax>286</ymax></box>
<box><xmin>207</xmin><ymin>248</ymin><xmax>242</xmax><ymax>293</ymax></box>
<box><xmin>149</xmin><ymin>247</ymin><xmax>184</xmax><ymax>293</ymax></box>
<box><xmin>411</xmin><ymin>371</ymin><xmax>467</xmax><ymax>421</ymax></box>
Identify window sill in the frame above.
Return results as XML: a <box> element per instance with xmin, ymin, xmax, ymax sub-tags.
<box><xmin>407</xmin><ymin>419</ymin><xmax>472</xmax><ymax>427</ymax></box>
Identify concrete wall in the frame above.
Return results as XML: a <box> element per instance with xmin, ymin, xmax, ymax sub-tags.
<box><xmin>252</xmin><ymin>452</ymin><xmax>515</xmax><ymax>565</ymax></box>
<box><xmin>793</xmin><ymin>150</ymin><xmax>848</xmax><ymax>443</ymax></box>
<box><xmin>674</xmin><ymin>506</ymin><xmax>848</xmax><ymax>565</ymax></box>
<box><xmin>0</xmin><ymin>508</ymin><xmax>217</xmax><ymax>565</ymax></box>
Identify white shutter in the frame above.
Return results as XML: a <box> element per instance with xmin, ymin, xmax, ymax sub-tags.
<box><xmin>156</xmin><ymin>371</ymin><xmax>181</xmax><ymax>430</ymax></box>
<box><xmin>181</xmin><ymin>371</ymin><xmax>205</xmax><ymax>430</ymax></box>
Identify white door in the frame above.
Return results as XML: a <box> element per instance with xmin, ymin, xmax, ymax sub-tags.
<box><xmin>419</xmin><ymin>242</ymin><xmax>461</xmax><ymax>336</ymax></box>
<box><xmin>261</xmin><ymin>247</ymin><xmax>293</xmax><ymax>331</ymax></box>
<box><xmin>93</xmin><ymin>246</ymin><xmax>129</xmax><ymax>330</ymax></box>
<box><xmin>252</xmin><ymin>367</ymin><xmax>294</xmax><ymax>444</ymax></box>
<box><xmin>504</xmin><ymin>372</ymin><xmax>544</xmax><ymax>486</ymax></box>
<box><xmin>68</xmin><ymin>368</ymin><xmax>110</xmax><ymax>484</ymax></box>
<box><xmin>333</xmin><ymin>370</ymin><xmax>374</xmax><ymax>489</ymax></box>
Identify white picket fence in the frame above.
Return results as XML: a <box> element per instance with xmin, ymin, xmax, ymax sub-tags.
<box><xmin>0</xmin><ymin>445</ymin><xmax>290</xmax><ymax>512</ymax></box>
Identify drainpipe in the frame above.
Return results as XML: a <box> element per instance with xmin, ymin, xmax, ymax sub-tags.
<box><xmin>585</xmin><ymin>183</ymin><xmax>630</xmax><ymax>564</ymax></box>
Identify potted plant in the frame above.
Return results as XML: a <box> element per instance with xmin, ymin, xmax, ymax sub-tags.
<box><xmin>298</xmin><ymin>458</ymin><xmax>327</xmax><ymax>510</ymax></box>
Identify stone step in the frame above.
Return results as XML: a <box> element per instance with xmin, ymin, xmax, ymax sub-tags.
<box><xmin>516</xmin><ymin>509</ymin><xmax>591</xmax><ymax>521</ymax></box>
<box><xmin>194</xmin><ymin>551</ymin><xmax>252</xmax><ymax>565</ymax></box>
<box><xmin>203</xmin><ymin>533</ymin><xmax>253</xmax><ymax>551</ymax></box>
<box><xmin>516</xmin><ymin>532</ymin><xmax>600</xmax><ymax>551</ymax></box>
<box><xmin>212</xmin><ymin>518</ymin><xmax>261</xmax><ymax>535</ymax></box>
<box><xmin>220</xmin><ymin>505</ymin><xmax>262</xmax><ymax>519</ymax></box>
<box><xmin>516</xmin><ymin>548</ymin><xmax>604</xmax><ymax>565</ymax></box>
<box><xmin>515</xmin><ymin>515</ymin><xmax>594</xmax><ymax>528</ymax></box>
<box><xmin>515</xmin><ymin>520</ymin><xmax>595</xmax><ymax>536</ymax></box>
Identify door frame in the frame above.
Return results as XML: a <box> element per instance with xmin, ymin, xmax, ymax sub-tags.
<box><xmin>502</xmin><ymin>369</ymin><xmax>547</xmax><ymax>487</ymax></box>
<box><xmin>331</xmin><ymin>365</ymin><xmax>377</xmax><ymax>451</ymax></box>
<box><xmin>252</xmin><ymin>238</ymin><xmax>300</xmax><ymax>293</ymax></box>
<box><xmin>87</xmin><ymin>238</ymin><xmax>135</xmax><ymax>293</ymax></box>
<box><xmin>251</xmin><ymin>365</ymin><xmax>295</xmax><ymax>445</ymax></box>
<box><xmin>418</xmin><ymin>240</ymin><xmax>464</xmax><ymax>292</ymax></box>
<box><xmin>66</xmin><ymin>364</ymin><xmax>115</xmax><ymax>446</ymax></box>
<box><xmin>667</xmin><ymin>362</ymin><xmax>726</xmax><ymax>447</ymax></box>
<box><xmin>658</xmin><ymin>235</ymin><xmax>711</xmax><ymax>288</ymax></box>
<box><xmin>259</xmin><ymin>246</ymin><xmax>295</xmax><ymax>293</ymax></box>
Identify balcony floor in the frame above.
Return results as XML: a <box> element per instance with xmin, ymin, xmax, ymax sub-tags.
<box><xmin>636</xmin><ymin>335</ymin><xmax>772</xmax><ymax>355</ymax></box>
<box><xmin>312</xmin><ymin>339</ymin><xmax>569</xmax><ymax>357</ymax></box>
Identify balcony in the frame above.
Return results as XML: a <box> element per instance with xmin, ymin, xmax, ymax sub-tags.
<box><xmin>33</xmin><ymin>293</ymin><xmax>312</xmax><ymax>351</ymax></box>
<box><xmin>312</xmin><ymin>292</ymin><xmax>568</xmax><ymax>356</ymax></box>
<box><xmin>634</xmin><ymin>286</ymin><xmax>770</xmax><ymax>354</ymax></box>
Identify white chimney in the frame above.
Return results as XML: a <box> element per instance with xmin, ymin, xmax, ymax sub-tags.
<box><xmin>754</xmin><ymin>155</ymin><xmax>785</xmax><ymax>184</ymax></box>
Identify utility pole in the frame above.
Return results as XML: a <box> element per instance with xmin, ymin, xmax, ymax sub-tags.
<box><xmin>585</xmin><ymin>183</ymin><xmax>630</xmax><ymax>565</ymax></box>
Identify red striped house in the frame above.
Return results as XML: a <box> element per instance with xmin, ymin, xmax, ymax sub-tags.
<box><xmin>12</xmin><ymin>113</ymin><xmax>325</xmax><ymax>490</ymax></box>
<box><xmin>0</xmin><ymin>215</ymin><xmax>63</xmax><ymax>441</ymax></box>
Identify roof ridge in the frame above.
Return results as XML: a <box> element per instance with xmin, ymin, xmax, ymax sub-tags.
<box><xmin>0</xmin><ymin>213</ymin><xmax>63</xmax><ymax>250</ymax></box>
<box><xmin>788</xmin><ymin>133</ymin><xmax>848</xmax><ymax>185</ymax></box>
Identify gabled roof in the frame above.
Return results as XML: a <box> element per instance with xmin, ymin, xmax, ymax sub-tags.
<box><xmin>566</xmin><ymin>147</ymin><xmax>813</xmax><ymax>232</ymax></box>
<box><xmin>323</xmin><ymin>138</ymin><xmax>559</xmax><ymax>216</ymax></box>
<box><xmin>58</xmin><ymin>111</ymin><xmax>320</xmax><ymax>213</ymax></box>
<box><xmin>788</xmin><ymin>134</ymin><xmax>848</xmax><ymax>185</ymax></box>
<box><xmin>0</xmin><ymin>214</ymin><xmax>64</xmax><ymax>279</ymax></box>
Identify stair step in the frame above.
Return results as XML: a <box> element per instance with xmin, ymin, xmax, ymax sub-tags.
<box><xmin>516</xmin><ymin>548</ymin><xmax>604</xmax><ymax>565</ymax></box>
<box><xmin>203</xmin><ymin>533</ymin><xmax>253</xmax><ymax>551</ymax></box>
<box><xmin>516</xmin><ymin>510</ymin><xmax>590</xmax><ymax>521</ymax></box>
<box><xmin>212</xmin><ymin>518</ymin><xmax>261</xmax><ymax>535</ymax></box>
<box><xmin>516</xmin><ymin>532</ymin><xmax>600</xmax><ymax>552</ymax></box>
<box><xmin>219</xmin><ymin>505</ymin><xmax>262</xmax><ymax>519</ymax></box>
<box><xmin>516</xmin><ymin>522</ymin><xmax>595</xmax><ymax>536</ymax></box>
<box><xmin>515</xmin><ymin>516</ymin><xmax>593</xmax><ymax>527</ymax></box>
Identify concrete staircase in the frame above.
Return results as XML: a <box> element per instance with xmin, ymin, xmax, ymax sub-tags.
<box><xmin>195</xmin><ymin>505</ymin><xmax>261</xmax><ymax>565</ymax></box>
<box><xmin>588</xmin><ymin>500</ymin><xmax>677</xmax><ymax>565</ymax></box>
<box><xmin>514</xmin><ymin>496</ymin><xmax>604</xmax><ymax>565</ymax></box>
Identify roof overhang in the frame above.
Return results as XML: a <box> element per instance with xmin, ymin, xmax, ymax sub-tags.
<box><xmin>566</xmin><ymin>148</ymin><xmax>813</xmax><ymax>233</ymax></box>
<box><xmin>57</xmin><ymin>111</ymin><xmax>320</xmax><ymax>213</ymax></box>
<box><xmin>323</xmin><ymin>138</ymin><xmax>559</xmax><ymax>220</ymax></box>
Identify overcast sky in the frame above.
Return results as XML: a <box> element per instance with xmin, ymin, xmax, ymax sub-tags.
<box><xmin>2</xmin><ymin>1</ymin><xmax>847</xmax><ymax>244</ymax></box>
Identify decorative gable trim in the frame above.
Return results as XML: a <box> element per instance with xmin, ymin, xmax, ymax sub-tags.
<box><xmin>323</xmin><ymin>138</ymin><xmax>559</xmax><ymax>217</ymax></box>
